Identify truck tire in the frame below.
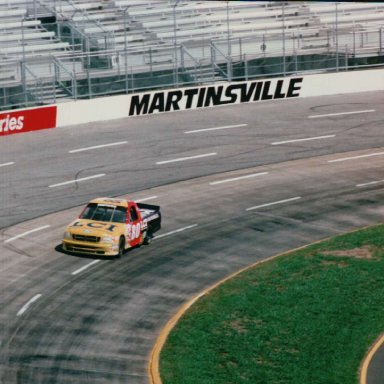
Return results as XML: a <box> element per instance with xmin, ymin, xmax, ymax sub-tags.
<box><xmin>143</xmin><ymin>230</ymin><xmax>153</xmax><ymax>245</ymax></box>
<box><xmin>117</xmin><ymin>237</ymin><xmax>125</xmax><ymax>257</ymax></box>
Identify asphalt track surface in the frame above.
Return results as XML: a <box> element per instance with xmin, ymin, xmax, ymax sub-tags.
<box><xmin>0</xmin><ymin>91</ymin><xmax>383</xmax><ymax>383</ymax></box>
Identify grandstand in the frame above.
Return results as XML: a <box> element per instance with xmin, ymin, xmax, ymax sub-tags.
<box><xmin>0</xmin><ymin>0</ymin><xmax>383</xmax><ymax>111</ymax></box>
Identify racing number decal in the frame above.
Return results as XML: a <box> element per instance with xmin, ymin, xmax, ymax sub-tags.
<box><xmin>132</xmin><ymin>223</ymin><xmax>141</xmax><ymax>240</ymax></box>
<box><xmin>126</xmin><ymin>204</ymin><xmax>142</xmax><ymax>245</ymax></box>
<box><xmin>126</xmin><ymin>223</ymin><xmax>141</xmax><ymax>241</ymax></box>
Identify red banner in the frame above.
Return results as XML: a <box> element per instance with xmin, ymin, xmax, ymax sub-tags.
<box><xmin>0</xmin><ymin>106</ymin><xmax>57</xmax><ymax>136</ymax></box>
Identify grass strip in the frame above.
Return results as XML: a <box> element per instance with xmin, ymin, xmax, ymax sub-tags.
<box><xmin>160</xmin><ymin>224</ymin><xmax>384</xmax><ymax>384</ymax></box>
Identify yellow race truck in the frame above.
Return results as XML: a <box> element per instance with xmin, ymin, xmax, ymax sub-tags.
<box><xmin>62</xmin><ymin>197</ymin><xmax>161</xmax><ymax>257</ymax></box>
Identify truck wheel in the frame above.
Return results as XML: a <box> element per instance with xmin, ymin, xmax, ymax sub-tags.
<box><xmin>143</xmin><ymin>231</ymin><xmax>152</xmax><ymax>245</ymax></box>
<box><xmin>117</xmin><ymin>237</ymin><xmax>125</xmax><ymax>257</ymax></box>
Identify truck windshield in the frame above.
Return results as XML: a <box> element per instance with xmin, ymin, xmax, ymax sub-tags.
<box><xmin>80</xmin><ymin>203</ymin><xmax>127</xmax><ymax>223</ymax></box>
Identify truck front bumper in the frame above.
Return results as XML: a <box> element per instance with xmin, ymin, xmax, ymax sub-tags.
<box><xmin>62</xmin><ymin>239</ymin><xmax>118</xmax><ymax>257</ymax></box>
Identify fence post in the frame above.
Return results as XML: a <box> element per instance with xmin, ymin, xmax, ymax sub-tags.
<box><xmin>87</xmin><ymin>69</ymin><xmax>91</xmax><ymax>99</ymax></box>
<box><xmin>172</xmin><ymin>1</ymin><xmax>179</xmax><ymax>87</ymax></box>
<box><xmin>149</xmin><ymin>47</ymin><xmax>153</xmax><ymax>74</ymax></box>
<box><xmin>226</xmin><ymin>0</ymin><xmax>231</xmax><ymax>57</ymax></box>
<box><xmin>282</xmin><ymin>2</ymin><xmax>286</xmax><ymax>76</ymax></box>
<box><xmin>227</xmin><ymin>58</ymin><xmax>232</xmax><ymax>82</ymax></box>
<box><xmin>124</xmin><ymin>7</ymin><xmax>129</xmax><ymax>94</ymax></box>
<box><xmin>21</xmin><ymin>62</ymin><xmax>27</xmax><ymax>106</ymax></box>
<box><xmin>244</xmin><ymin>54</ymin><xmax>248</xmax><ymax>81</ymax></box>
<box><xmin>335</xmin><ymin>2</ymin><xmax>339</xmax><ymax>72</ymax></box>
<box><xmin>345</xmin><ymin>46</ymin><xmax>348</xmax><ymax>71</ymax></box>
<box><xmin>73</xmin><ymin>71</ymin><xmax>77</xmax><ymax>100</ymax></box>
<box><xmin>131</xmin><ymin>66</ymin><xmax>134</xmax><ymax>92</ymax></box>
<box><xmin>52</xmin><ymin>72</ymin><xmax>56</xmax><ymax>103</ymax></box>
<box><xmin>180</xmin><ymin>45</ymin><xmax>184</xmax><ymax>68</ymax></box>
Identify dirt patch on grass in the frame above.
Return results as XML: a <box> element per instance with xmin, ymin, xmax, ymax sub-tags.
<box><xmin>323</xmin><ymin>245</ymin><xmax>373</xmax><ymax>259</ymax></box>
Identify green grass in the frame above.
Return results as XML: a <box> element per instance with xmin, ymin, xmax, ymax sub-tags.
<box><xmin>160</xmin><ymin>224</ymin><xmax>384</xmax><ymax>384</ymax></box>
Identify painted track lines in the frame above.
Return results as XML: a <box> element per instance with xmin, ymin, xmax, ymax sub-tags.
<box><xmin>154</xmin><ymin>224</ymin><xmax>198</xmax><ymax>239</ymax></box>
<box><xmin>271</xmin><ymin>135</ymin><xmax>335</xmax><ymax>146</ymax></box>
<box><xmin>4</xmin><ymin>225</ymin><xmax>50</xmax><ymax>243</ymax></box>
<box><xmin>184</xmin><ymin>124</ymin><xmax>248</xmax><ymax>134</ymax></box>
<box><xmin>0</xmin><ymin>162</ymin><xmax>15</xmax><ymax>167</ymax></box>
<box><xmin>17</xmin><ymin>294</ymin><xmax>42</xmax><ymax>316</ymax></box>
<box><xmin>48</xmin><ymin>174</ymin><xmax>106</xmax><ymax>188</ymax></box>
<box><xmin>356</xmin><ymin>180</ymin><xmax>384</xmax><ymax>188</ymax></box>
<box><xmin>156</xmin><ymin>153</ymin><xmax>217</xmax><ymax>165</ymax></box>
<box><xmin>69</xmin><ymin>141</ymin><xmax>128</xmax><ymax>153</ymax></box>
<box><xmin>308</xmin><ymin>109</ymin><xmax>375</xmax><ymax>119</ymax></box>
<box><xmin>72</xmin><ymin>260</ymin><xmax>101</xmax><ymax>276</ymax></box>
<box><xmin>210</xmin><ymin>172</ymin><xmax>268</xmax><ymax>186</ymax></box>
<box><xmin>136</xmin><ymin>195</ymin><xmax>158</xmax><ymax>202</ymax></box>
<box><xmin>328</xmin><ymin>151</ymin><xmax>384</xmax><ymax>163</ymax></box>
<box><xmin>246</xmin><ymin>196</ymin><xmax>302</xmax><ymax>211</ymax></box>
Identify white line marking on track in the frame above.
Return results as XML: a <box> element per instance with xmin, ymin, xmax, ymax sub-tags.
<box><xmin>72</xmin><ymin>260</ymin><xmax>101</xmax><ymax>276</ymax></box>
<box><xmin>184</xmin><ymin>124</ymin><xmax>248</xmax><ymax>134</ymax></box>
<box><xmin>48</xmin><ymin>174</ymin><xmax>105</xmax><ymax>188</ymax></box>
<box><xmin>271</xmin><ymin>135</ymin><xmax>335</xmax><ymax>145</ymax></box>
<box><xmin>17</xmin><ymin>294</ymin><xmax>42</xmax><ymax>316</ymax></box>
<box><xmin>356</xmin><ymin>180</ymin><xmax>384</xmax><ymax>188</ymax></box>
<box><xmin>154</xmin><ymin>224</ymin><xmax>198</xmax><ymax>239</ymax></box>
<box><xmin>0</xmin><ymin>162</ymin><xmax>15</xmax><ymax>167</ymax></box>
<box><xmin>136</xmin><ymin>195</ymin><xmax>158</xmax><ymax>202</ymax></box>
<box><xmin>328</xmin><ymin>152</ymin><xmax>384</xmax><ymax>163</ymax></box>
<box><xmin>156</xmin><ymin>153</ymin><xmax>217</xmax><ymax>165</ymax></box>
<box><xmin>69</xmin><ymin>141</ymin><xmax>128</xmax><ymax>153</ymax></box>
<box><xmin>308</xmin><ymin>109</ymin><xmax>375</xmax><ymax>119</ymax></box>
<box><xmin>246</xmin><ymin>196</ymin><xmax>302</xmax><ymax>211</ymax></box>
<box><xmin>5</xmin><ymin>225</ymin><xmax>51</xmax><ymax>243</ymax></box>
<box><xmin>210</xmin><ymin>172</ymin><xmax>269</xmax><ymax>185</ymax></box>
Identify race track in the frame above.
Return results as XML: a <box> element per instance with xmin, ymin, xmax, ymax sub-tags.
<box><xmin>1</xmin><ymin>91</ymin><xmax>383</xmax><ymax>383</ymax></box>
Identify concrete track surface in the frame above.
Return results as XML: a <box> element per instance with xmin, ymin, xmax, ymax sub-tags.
<box><xmin>0</xmin><ymin>91</ymin><xmax>384</xmax><ymax>383</ymax></box>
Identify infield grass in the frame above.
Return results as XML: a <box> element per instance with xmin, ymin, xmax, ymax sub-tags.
<box><xmin>160</xmin><ymin>224</ymin><xmax>384</xmax><ymax>384</ymax></box>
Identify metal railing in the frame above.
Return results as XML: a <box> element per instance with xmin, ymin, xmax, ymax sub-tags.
<box><xmin>211</xmin><ymin>41</ymin><xmax>232</xmax><ymax>81</ymax></box>
<box><xmin>23</xmin><ymin>63</ymin><xmax>44</xmax><ymax>105</ymax></box>
<box><xmin>0</xmin><ymin>2</ymin><xmax>383</xmax><ymax>111</ymax></box>
<box><xmin>53</xmin><ymin>56</ymin><xmax>76</xmax><ymax>98</ymax></box>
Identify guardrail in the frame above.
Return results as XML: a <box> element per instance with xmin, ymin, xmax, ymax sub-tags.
<box><xmin>0</xmin><ymin>23</ymin><xmax>383</xmax><ymax>111</ymax></box>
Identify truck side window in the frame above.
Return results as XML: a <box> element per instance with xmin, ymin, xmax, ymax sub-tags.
<box><xmin>130</xmin><ymin>206</ymin><xmax>138</xmax><ymax>222</ymax></box>
<box><xmin>112</xmin><ymin>207</ymin><xmax>127</xmax><ymax>223</ymax></box>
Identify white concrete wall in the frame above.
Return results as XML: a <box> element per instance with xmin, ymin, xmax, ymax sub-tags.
<box><xmin>300</xmin><ymin>69</ymin><xmax>384</xmax><ymax>97</ymax></box>
<box><xmin>54</xmin><ymin>68</ymin><xmax>384</xmax><ymax>127</ymax></box>
<box><xmin>57</xmin><ymin>94</ymin><xmax>129</xmax><ymax>127</ymax></box>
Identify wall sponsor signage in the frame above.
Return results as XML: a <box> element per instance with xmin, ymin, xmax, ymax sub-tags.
<box><xmin>0</xmin><ymin>105</ymin><xmax>57</xmax><ymax>136</ymax></box>
<box><xmin>55</xmin><ymin>69</ymin><xmax>384</xmax><ymax>127</ymax></box>
<box><xmin>128</xmin><ymin>78</ymin><xmax>303</xmax><ymax>116</ymax></box>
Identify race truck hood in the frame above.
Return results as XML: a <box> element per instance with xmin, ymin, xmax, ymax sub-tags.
<box><xmin>66</xmin><ymin>219</ymin><xmax>124</xmax><ymax>237</ymax></box>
